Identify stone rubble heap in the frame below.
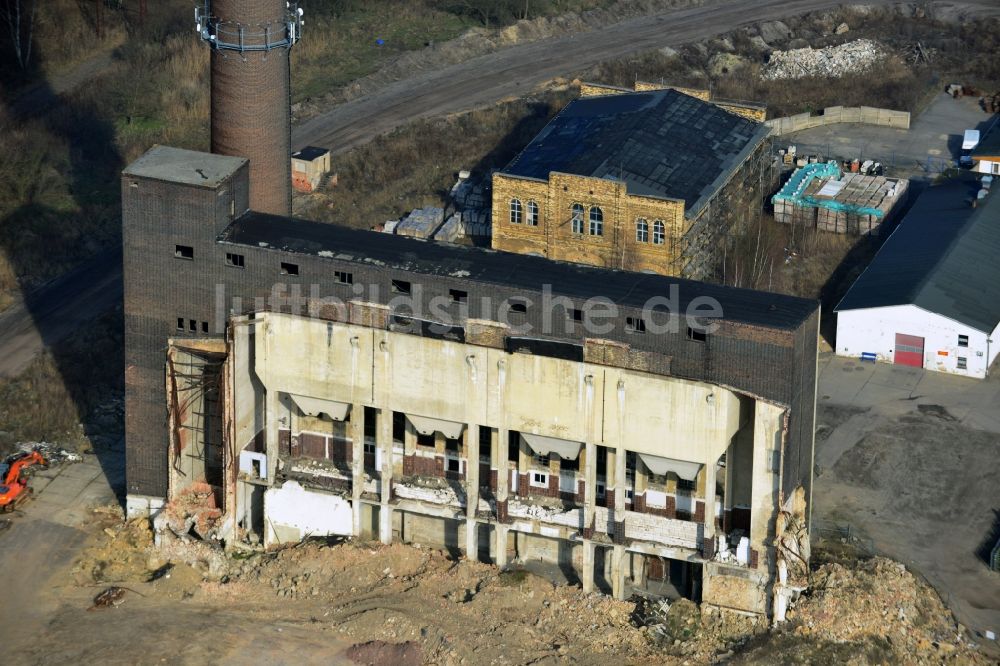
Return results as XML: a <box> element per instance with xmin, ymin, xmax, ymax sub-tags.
<box><xmin>763</xmin><ymin>39</ymin><xmax>886</xmax><ymax>80</ymax></box>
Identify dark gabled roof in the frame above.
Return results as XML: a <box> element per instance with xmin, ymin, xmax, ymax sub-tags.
<box><xmin>836</xmin><ymin>179</ymin><xmax>1000</xmax><ymax>333</ymax></box>
<box><xmin>500</xmin><ymin>89</ymin><xmax>770</xmax><ymax>217</ymax></box>
<box><xmin>219</xmin><ymin>212</ymin><xmax>816</xmax><ymax>331</ymax></box>
<box><xmin>971</xmin><ymin>116</ymin><xmax>1000</xmax><ymax>158</ymax></box>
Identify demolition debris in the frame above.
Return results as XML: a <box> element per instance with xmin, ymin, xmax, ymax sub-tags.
<box><xmin>763</xmin><ymin>39</ymin><xmax>886</xmax><ymax>80</ymax></box>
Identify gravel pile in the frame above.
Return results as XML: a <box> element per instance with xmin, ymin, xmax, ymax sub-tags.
<box><xmin>763</xmin><ymin>39</ymin><xmax>886</xmax><ymax>80</ymax></box>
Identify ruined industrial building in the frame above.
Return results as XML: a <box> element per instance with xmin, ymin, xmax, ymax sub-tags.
<box><xmin>491</xmin><ymin>82</ymin><xmax>773</xmax><ymax>280</ymax></box>
<box><xmin>122</xmin><ymin>0</ymin><xmax>819</xmax><ymax>618</ymax></box>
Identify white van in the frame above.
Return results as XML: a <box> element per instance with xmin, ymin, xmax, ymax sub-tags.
<box><xmin>961</xmin><ymin>129</ymin><xmax>980</xmax><ymax>167</ymax></box>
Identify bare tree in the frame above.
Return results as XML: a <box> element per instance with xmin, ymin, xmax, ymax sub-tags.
<box><xmin>2</xmin><ymin>0</ymin><xmax>38</xmax><ymax>71</ymax></box>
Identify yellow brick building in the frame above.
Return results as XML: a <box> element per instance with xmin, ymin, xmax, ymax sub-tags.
<box><xmin>492</xmin><ymin>87</ymin><xmax>772</xmax><ymax>279</ymax></box>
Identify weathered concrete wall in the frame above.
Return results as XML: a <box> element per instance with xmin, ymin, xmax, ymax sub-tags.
<box><xmin>766</xmin><ymin>106</ymin><xmax>910</xmax><ymax>135</ymax></box>
<box><xmin>252</xmin><ymin>313</ymin><xmax>745</xmax><ymax>463</ymax></box>
<box><xmin>701</xmin><ymin>562</ymin><xmax>768</xmax><ymax>614</ymax></box>
<box><xmin>264</xmin><ymin>480</ymin><xmax>353</xmax><ymax>545</ymax></box>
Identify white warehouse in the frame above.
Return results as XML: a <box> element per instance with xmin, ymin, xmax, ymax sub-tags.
<box><xmin>835</xmin><ymin>179</ymin><xmax>1000</xmax><ymax>379</ymax></box>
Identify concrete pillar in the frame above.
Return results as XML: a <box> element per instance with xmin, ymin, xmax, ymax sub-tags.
<box><xmin>611</xmin><ymin>445</ymin><xmax>627</xmax><ymax>599</ymax></box>
<box><xmin>378</xmin><ymin>408</ymin><xmax>393</xmax><ymax>544</ymax></box>
<box><xmin>582</xmin><ymin>540</ymin><xmax>596</xmax><ymax>593</ymax></box>
<box><xmin>404</xmin><ymin>418</ymin><xmax>417</xmax><ymax>457</ymax></box>
<box><xmin>351</xmin><ymin>402</ymin><xmax>364</xmax><ymax>536</ymax></box>
<box><xmin>612</xmin><ymin>544</ymin><xmax>626</xmax><ymax>599</ymax></box>
<box><xmin>582</xmin><ymin>439</ymin><xmax>597</xmax><ymax>593</ymax></box>
<box><xmin>494</xmin><ymin>430</ymin><xmax>509</xmax><ymax>500</ymax></box>
<box><xmin>465</xmin><ymin>424</ymin><xmax>480</xmax><ymax>559</ymax></box>
<box><xmin>264</xmin><ymin>389</ymin><xmax>279</xmax><ymax>483</ymax></box>
<box><xmin>614</xmin><ymin>446</ymin><xmax>626</xmax><ymax>519</ymax></box>
<box><xmin>496</xmin><ymin>525</ymin><xmax>509</xmax><ymax>567</ymax></box>
<box><xmin>517</xmin><ymin>435</ymin><xmax>529</xmax><ymax>482</ymax></box>
<box><xmin>704</xmin><ymin>454</ymin><xmax>717</xmax><ymax>542</ymax></box>
<box><xmin>723</xmin><ymin>441</ymin><xmax>735</xmax><ymax>527</ymax></box>
<box><xmin>635</xmin><ymin>457</ymin><xmax>648</xmax><ymax>506</ymax></box>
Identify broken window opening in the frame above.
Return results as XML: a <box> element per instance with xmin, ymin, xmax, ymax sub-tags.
<box><xmin>226</xmin><ymin>252</ymin><xmax>245</xmax><ymax>268</ymax></box>
<box><xmin>526</xmin><ymin>200</ymin><xmax>539</xmax><ymax>226</ymax></box>
<box><xmin>653</xmin><ymin>220</ymin><xmax>665</xmax><ymax>245</ymax></box>
<box><xmin>335</xmin><ymin>270</ymin><xmax>353</xmax><ymax>285</ymax></box>
<box><xmin>626</xmin><ymin>316</ymin><xmax>647</xmax><ymax>334</ymax></box>
<box><xmin>391</xmin><ymin>279</ymin><xmax>412</xmax><ymax>295</ymax></box>
<box><xmin>449</xmin><ymin>288</ymin><xmax>468</xmax><ymax>304</ymax></box>
<box><xmin>687</xmin><ymin>327</ymin><xmax>707</xmax><ymax>343</ymax></box>
<box><xmin>175</xmin><ymin>244</ymin><xmax>194</xmax><ymax>260</ymax></box>
<box><xmin>280</xmin><ymin>262</ymin><xmax>299</xmax><ymax>276</ymax></box>
<box><xmin>589</xmin><ymin>206</ymin><xmax>603</xmax><ymax>236</ymax></box>
<box><xmin>571</xmin><ymin>203</ymin><xmax>584</xmax><ymax>234</ymax></box>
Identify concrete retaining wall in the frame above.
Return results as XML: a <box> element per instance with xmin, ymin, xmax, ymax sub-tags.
<box><xmin>766</xmin><ymin>106</ymin><xmax>910</xmax><ymax>135</ymax></box>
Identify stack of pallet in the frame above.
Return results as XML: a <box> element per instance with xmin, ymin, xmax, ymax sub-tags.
<box><xmin>774</xmin><ymin>167</ymin><xmax>908</xmax><ymax>235</ymax></box>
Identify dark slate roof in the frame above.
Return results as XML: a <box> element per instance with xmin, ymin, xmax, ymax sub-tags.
<box><xmin>836</xmin><ymin>180</ymin><xmax>1000</xmax><ymax>333</ymax></box>
<box><xmin>220</xmin><ymin>212</ymin><xmax>816</xmax><ymax>330</ymax></box>
<box><xmin>292</xmin><ymin>146</ymin><xmax>329</xmax><ymax>161</ymax></box>
<box><xmin>500</xmin><ymin>89</ymin><xmax>770</xmax><ymax>217</ymax></box>
<box><xmin>971</xmin><ymin>116</ymin><xmax>1000</xmax><ymax>158</ymax></box>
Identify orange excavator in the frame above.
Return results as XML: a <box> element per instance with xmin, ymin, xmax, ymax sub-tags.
<box><xmin>0</xmin><ymin>451</ymin><xmax>47</xmax><ymax>512</ymax></box>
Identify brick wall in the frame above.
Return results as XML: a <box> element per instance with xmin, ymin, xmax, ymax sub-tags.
<box><xmin>402</xmin><ymin>454</ymin><xmax>444</xmax><ymax>478</ymax></box>
<box><xmin>491</xmin><ymin>172</ymin><xmax>687</xmax><ymax>276</ymax></box>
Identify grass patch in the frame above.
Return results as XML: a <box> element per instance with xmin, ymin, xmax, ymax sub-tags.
<box><xmin>291</xmin><ymin>3</ymin><xmax>475</xmax><ymax>103</ymax></box>
<box><xmin>304</xmin><ymin>90</ymin><xmax>574</xmax><ymax>229</ymax></box>
<box><xmin>0</xmin><ymin>307</ymin><xmax>123</xmax><ymax>457</ymax></box>
<box><xmin>496</xmin><ymin>568</ymin><xmax>529</xmax><ymax>586</ymax></box>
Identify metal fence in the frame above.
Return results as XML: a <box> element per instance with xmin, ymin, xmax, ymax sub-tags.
<box><xmin>810</xmin><ymin>519</ymin><xmax>875</xmax><ymax>556</ymax></box>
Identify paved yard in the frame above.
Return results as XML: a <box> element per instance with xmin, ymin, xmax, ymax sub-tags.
<box><xmin>782</xmin><ymin>93</ymin><xmax>997</xmax><ymax>177</ymax></box>
<box><xmin>815</xmin><ymin>353</ymin><xmax>1000</xmax><ymax>654</ymax></box>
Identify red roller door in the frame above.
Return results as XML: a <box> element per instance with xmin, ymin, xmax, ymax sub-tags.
<box><xmin>894</xmin><ymin>333</ymin><xmax>924</xmax><ymax>368</ymax></box>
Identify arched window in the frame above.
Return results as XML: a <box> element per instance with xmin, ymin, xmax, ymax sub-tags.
<box><xmin>571</xmin><ymin>203</ymin><xmax>585</xmax><ymax>234</ymax></box>
<box><xmin>653</xmin><ymin>220</ymin><xmax>665</xmax><ymax>245</ymax></box>
<box><xmin>589</xmin><ymin>206</ymin><xmax>603</xmax><ymax>236</ymax></box>
<box><xmin>636</xmin><ymin>218</ymin><xmax>649</xmax><ymax>243</ymax></box>
<box><xmin>527</xmin><ymin>201</ymin><xmax>539</xmax><ymax>226</ymax></box>
<box><xmin>510</xmin><ymin>198</ymin><xmax>523</xmax><ymax>224</ymax></box>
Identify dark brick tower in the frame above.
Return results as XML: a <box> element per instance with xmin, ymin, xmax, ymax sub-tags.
<box><xmin>197</xmin><ymin>0</ymin><xmax>302</xmax><ymax>215</ymax></box>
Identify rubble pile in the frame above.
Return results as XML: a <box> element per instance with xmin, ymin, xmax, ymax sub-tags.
<box><xmin>763</xmin><ymin>39</ymin><xmax>886</xmax><ymax>80</ymax></box>
<box><xmin>12</xmin><ymin>441</ymin><xmax>81</xmax><ymax>465</ymax></box>
<box><xmin>777</xmin><ymin>557</ymin><xmax>986</xmax><ymax>663</ymax></box>
<box><xmin>153</xmin><ymin>482</ymin><xmax>222</xmax><ymax>542</ymax></box>
<box><xmin>69</xmin><ymin>520</ymin><xmax>993</xmax><ymax>663</ymax></box>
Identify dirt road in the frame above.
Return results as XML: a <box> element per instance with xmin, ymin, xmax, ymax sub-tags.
<box><xmin>291</xmin><ymin>0</ymin><xmax>1000</xmax><ymax>155</ymax></box>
